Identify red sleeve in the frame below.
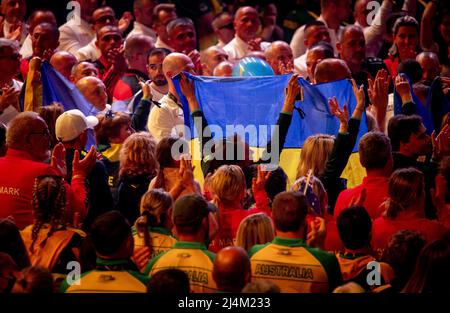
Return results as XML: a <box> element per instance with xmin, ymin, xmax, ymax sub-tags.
<box><xmin>113</xmin><ymin>79</ymin><xmax>133</xmax><ymax>101</ymax></box>
<box><xmin>65</xmin><ymin>177</ymin><xmax>88</xmax><ymax>226</ymax></box>
<box><xmin>253</xmin><ymin>187</ymin><xmax>272</xmax><ymax>217</ymax></box>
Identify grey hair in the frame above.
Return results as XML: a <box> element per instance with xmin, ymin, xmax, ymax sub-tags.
<box><xmin>166</xmin><ymin>17</ymin><xmax>194</xmax><ymax>36</ymax></box>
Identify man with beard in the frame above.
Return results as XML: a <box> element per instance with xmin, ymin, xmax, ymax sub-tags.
<box><xmin>93</xmin><ymin>25</ymin><xmax>127</xmax><ymax>103</ymax></box>
<box><xmin>130</xmin><ymin>48</ymin><xmax>171</xmax><ymax>131</ymax></box>
<box><xmin>166</xmin><ymin>17</ymin><xmax>201</xmax><ymax>74</ymax></box>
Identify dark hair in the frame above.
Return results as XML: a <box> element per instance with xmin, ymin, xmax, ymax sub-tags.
<box><xmin>393</xmin><ymin>15</ymin><xmax>419</xmax><ymax>36</ymax></box>
<box><xmin>16</xmin><ymin>266</ymin><xmax>54</xmax><ymax>293</ymax></box>
<box><xmin>382</xmin><ymin>230</ymin><xmax>426</xmax><ymax>291</ymax></box>
<box><xmin>94</xmin><ymin>111</ymin><xmax>131</xmax><ymax>145</ymax></box>
<box><xmin>31</xmin><ymin>176</ymin><xmax>67</xmax><ymax>254</ymax></box>
<box><xmin>0</xmin><ymin>219</ymin><xmax>31</xmax><ymax>269</ymax></box>
<box><xmin>244</xmin><ymin>165</ymin><xmax>287</xmax><ymax>204</ymax></box>
<box><xmin>384</xmin><ymin>168</ymin><xmax>424</xmax><ymax>219</ymax></box>
<box><xmin>152</xmin><ymin>3</ymin><xmax>176</xmax><ymax>25</ymax></box>
<box><xmin>402</xmin><ymin>239</ymin><xmax>450</xmax><ymax>293</ymax></box>
<box><xmin>272</xmin><ymin>191</ymin><xmax>308</xmax><ymax>232</ymax></box>
<box><xmin>387</xmin><ymin>114</ymin><xmax>423</xmax><ymax>151</ymax></box>
<box><xmin>337</xmin><ymin>206</ymin><xmax>372</xmax><ymax>250</ymax></box>
<box><xmin>147</xmin><ymin>47</ymin><xmax>171</xmax><ymax>61</ymax></box>
<box><xmin>397</xmin><ymin>60</ymin><xmax>423</xmax><ymax>84</ymax></box>
<box><xmin>358</xmin><ymin>132</ymin><xmax>392</xmax><ymax>170</ymax></box>
<box><xmin>147</xmin><ymin>268</ymin><xmax>190</xmax><ymax>293</ymax></box>
<box><xmin>309</xmin><ymin>41</ymin><xmax>335</xmax><ymax>58</ymax></box>
<box><xmin>90</xmin><ymin>211</ymin><xmax>131</xmax><ymax>257</ymax></box>
<box><xmin>213</xmin><ymin>246</ymin><xmax>250</xmax><ymax>292</ymax></box>
<box><xmin>38</xmin><ymin>103</ymin><xmax>64</xmax><ymax>149</ymax></box>
<box><xmin>304</xmin><ymin>20</ymin><xmax>327</xmax><ymax>32</ymax></box>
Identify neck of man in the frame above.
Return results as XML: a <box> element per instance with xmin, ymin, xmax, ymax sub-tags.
<box><xmin>275</xmin><ymin>228</ymin><xmax>305</xmax><ymax>240</ymax></box>
<box><xmin>322</xmin><ymin>10</ymin><xmax>341</xmax><ymax>31</ymax></box>
<box><xmin>177</xmin><ymin>232</ymin><xmax>205</xmax><ymax>243</ymax></box>
<box><xmin>151</xmin><ymin>81</ymin><xmax>168</xmax><ymax>94</ymax></box>
<box><xmin>366</xmin><ymin>168</ymin><xmax>390</xmax><ymax>178</ymax></box>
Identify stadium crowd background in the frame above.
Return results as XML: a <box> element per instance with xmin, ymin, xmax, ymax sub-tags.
<box><xmin>0</xmin><ymin>0</ymin><xmax>449</xmax><ymax>294</ymax></box>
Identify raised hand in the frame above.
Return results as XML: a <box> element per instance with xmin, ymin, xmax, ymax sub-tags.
<box><xmin>328</xmin><ymin>96</ymin><xmax>349</xmax><ymax>133</ymax></box>
<box><xmin>395</xmin><ymin>75</ymin><xmax>412</xmax><ymax>103</ymax></box>
<box><xmin>180</xmin><ymin>73</ymin><xmax>199</xmax><ymax>112</ymax></box>
<box><xmin>248</xmin><ymin>38</ymin><xmax>262</xmax><ymax>51</ymax></box>
<box><xmin>6</xmin><ymin>22</ymin><xmax>22</xmax><ymax>41</ymax></box>
<box><xmin>252</xmin><ymin>164</ymin><xmax>271</xmax><ymax>193</ymax></box>
<box><xmin>51</xmin><ymin>143</ymin><xmax>67</xmax><ymax>178</ymax></box>
<box><xmin>72</xmin><ymin>146</ymin><xmax>97</xmax><ymax>178</ymax></box>
<box><xmin>282</xmin><ymin>74</ymin><xmax>301</xmax><ymax>113</ymax></box>
<box><xmin>278</xmin><ymin>60</ymin><xmax>294</xmax><ymax>75</ymax></box>
<box><xmin>139</xmin><ymin>80</ymin><xmax>152</xmax><ymax>101</ymax></box>
<box><xmin>368</xmin><ymin>69</ymin><xmax>390</xmax><ymax>131</ymax></box>
<box><xmin>307</xmin><ymin>217</ymin><xmax>326</xmax><ymax>248</ymax></box>
<box><xmin>108</xmin><ymin>46</ymin><xmax>127</xmax><ymax>72</ymax></box>
<box><xmin>431</xmin><ymin>124</ymin><xmax>450</xmax><ymax>160</ymax></box>
<box><xmin>0</xmin><ymin>85</ymin><xmax>20</xmax><ymax>112</ymax></box>
<box><xmin>351</xmin><ymin>79</ymin><xmax>365</xmax><ymax>120</ymax></box>
<box><xmin>118</xmin><ymin>11</ymin><xmax>133</xmax><ymax>33</ymax></box>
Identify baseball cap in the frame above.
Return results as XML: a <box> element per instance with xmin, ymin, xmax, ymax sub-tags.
<box><xmin>173</xmin><ymin>194</ymin><xmax>217</xmax><ymax>226</ymax></box>
<box><xmin>55</xmin><ymin>109</ymin><xmax>98</xmax><ymax>142</ymax></box>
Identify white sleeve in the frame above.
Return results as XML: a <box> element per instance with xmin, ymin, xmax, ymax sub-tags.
<box><xmin>58</xmin><ymin>25</ymin><xmax>84</xmax><ymax>55</ymax></box>
<box><xmin>147</xmin><ymin>106</ymin><xmax>173</xmax><ymax>142</ymax></box>
<box><xmin>290</xmin><ymin>25</ymin><xmax>306</xmax><ymax>59</ymax></box>
<box><xmin>364</xmin><ymin>0</ymin><xmax>393</xmax><ymax>57</ymax></box>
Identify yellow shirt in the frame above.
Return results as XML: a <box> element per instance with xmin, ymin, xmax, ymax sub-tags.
<box><xmin>249</xmin><ymin>237</ymin><xmax>343</xmax><ymax>293</ymax></box>
<box><xmin>144</xmin><ymin>241</ymin><xmax>217</xmax><ymax>293</ymax></box>
<box><xmin>132</xmin><ymin>226</ymin><xmax>177</xmax><ymax>259</ymax></box>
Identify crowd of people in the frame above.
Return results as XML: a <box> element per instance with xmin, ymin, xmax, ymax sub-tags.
<box><xmin>0</xmin><ymin>0</ymin><xmax>449</xmax><ymax>294</ymax></box>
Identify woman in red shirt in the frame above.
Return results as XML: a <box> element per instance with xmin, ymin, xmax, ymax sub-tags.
<box><xmin>372</xmin><ymin>168</ymin><xmax>448</xmax><ymax>257</ymax></box>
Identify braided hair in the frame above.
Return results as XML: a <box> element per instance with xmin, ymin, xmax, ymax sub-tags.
<box><xmin>30</xmin><ymin>176</ymin><xmax>67</xmax><ymax>253</ymax></box>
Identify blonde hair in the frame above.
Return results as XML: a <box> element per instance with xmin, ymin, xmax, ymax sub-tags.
<box><xmin>296</xmin><ymin>134</ymin><xmax>334</xmax><ymax>178</ymax></box>
<box><xmin>235</xmin><ymin>213</ymin><xmax>275</xmax><ymax>252</ymax></box>
<box><xmin>119</xmin><ymin>132</ymin><xmax>158</xmax><ymax>178</ymax></box>
<box><xmin>210</xmin><ymin>165</ymin><xmax>246</xmax><ymax>206</ymax></box>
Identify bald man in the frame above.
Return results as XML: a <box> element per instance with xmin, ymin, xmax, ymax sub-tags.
<box><xmin>50</xmin><ymin>51</ymin><xmax>78</xmax><ymax>80</ymax></box>
<box><xmin>416</xmin><ymin>52</ymin><xmax>441</xmax><ymax>85</ymax></box>
<box><xmin>212</xmin><ymin>247</ymin><xmax>251</xmax><ymax>293</ymax></box>
<box><xmin>314</xmin><ymin>58</ymin><xmax>352</xmax><ymax>84</ymax></box>
<box><xmin>213</xmin><ymin>61</ymin><xmax>234</xmax><ymax>77</ymax></box>
<box><xmin>265</xmin><ymin>41</ymin><xmax>294</xmax><ymax>75</ymax></box>
<box><xmin>76</xmin><ymin>76</ymin><xmax>109</xmax><ymax>113</ymax></box>
<box><xmin>113</xmin><ymin>34</ymin><xmax>153</xmax><ymax>102</ymax></box>
<box><xmin>305</xmin><ymin>42</ymin><xmax>335</xmax><ymax>82</ymax></box>
<box><xmin>70</xmin><ymin>61</ymin><xmax>99</xmax><ymax>83</ymax></box>
<box><xmin>200</xmin><ymin>46</ymin><xmax>229</xmax><ymax>76</ymax></box>
<box><xmin>223</xmin><ymin>6</ymin><xmax>267</xmax><ymax>61</ymax></box>
<box><xmin>147</xmin><ymin>52</ymin><xmax>195</xmax><ymax>141</ymax></box>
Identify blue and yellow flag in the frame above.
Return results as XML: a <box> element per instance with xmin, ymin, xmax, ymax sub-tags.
<box><xmin>174</xmin><ymin>74</ymin><xmax>368</xmax><ymax>187</ymax></box>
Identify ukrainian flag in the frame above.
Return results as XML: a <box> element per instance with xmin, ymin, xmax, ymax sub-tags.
<box><xmin>174</xmin><ymin>74</ymin><xmax>368</xmax><ymax>187</ymax></box>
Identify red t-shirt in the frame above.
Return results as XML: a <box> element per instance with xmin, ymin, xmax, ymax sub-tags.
<box><xmin>334</xmin><ymin>176</ymin><xmax>389</xmax><ymax>220</ymax></box>
<box><xmin>0</xmin><ymin>149</ymin><xmax>60</xmax><ymax>229</ymax></box>
<box><xmin>372</xmin><ymin>210</ymin><xmax>448</xmax><ymax>257</ymax></box>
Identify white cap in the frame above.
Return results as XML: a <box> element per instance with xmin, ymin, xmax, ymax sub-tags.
<box><xmin>55</xmin><ymin>109</ymin><xmax>98</xmax><ymax>142</ymax></box>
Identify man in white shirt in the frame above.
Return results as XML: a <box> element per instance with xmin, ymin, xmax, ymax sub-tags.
<box><xmin>265</xmin><ymin>41</ymin><xmax>294</xmax><ymax>75</ymax></box>
<box><xmin>147</xmin><ymin>52</ymin><xmax>195</xmax><ymax>141</ymax></box>
<box><xmin>223</xmin><ymin>6</ymin><xmax>266</xmax><ymax>61</ymax></box>
<box><xmin>126</xmin><ymin>0</ymin><xmax>157</xmax><ymax>42</ymax></box>
<box><xmin>0</xmin><ymin>0</ymin><xmax>28</xmax><ymax>45</ymax></box>
<box><xmin>290</xmin><ymin>0</ymin><xmax>351</xmax><ymax>59</ymax></box>
<box><xmin>58</xmin><ymin>0</ymin><xmax>98</xmax><ymax>55</ymax></box>
<box><xmin>76</xmin><ymin>76</ymin><xmax>111</xmax><ymax>115</ymax></box>
<box><xmin>153</xmin><ymin>4</ymin><xmax>177</xmax><ymax>51</ymax></box>
<box><xmin>0</xmin><ymin>38</ymin><xmax>22</xmax><ymax>125</ymax></box>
